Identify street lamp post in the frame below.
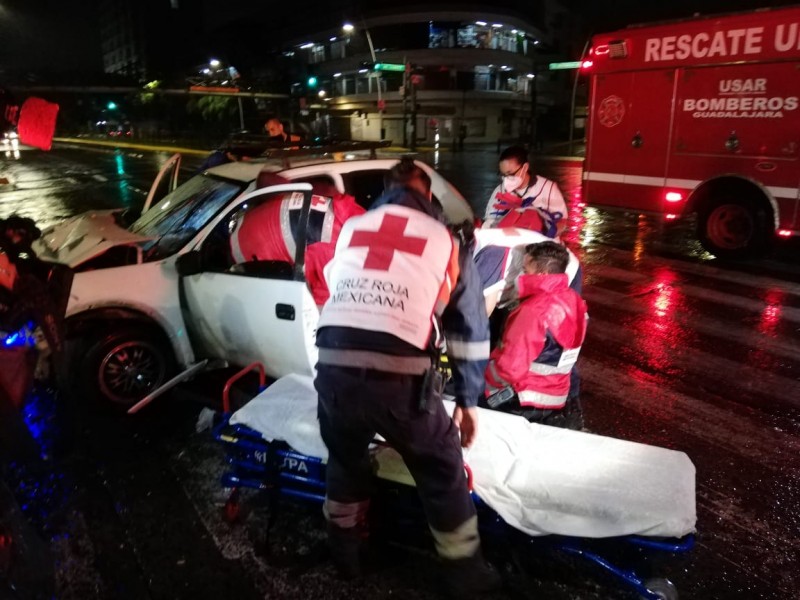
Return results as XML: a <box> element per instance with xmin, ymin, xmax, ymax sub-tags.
<box><xmin>347</xmin><ymin>22</ymin><xmax>383</xmax><ymax>141</ymax></box>
<box><xmin>364</xmin><ymin>29</ymin><xmax>384</xmax><ymax>141</ymax></box>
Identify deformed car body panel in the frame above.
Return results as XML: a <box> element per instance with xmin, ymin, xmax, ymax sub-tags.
<box><xmin>34</xmin><ymin>210</ymin><xmax>153</xmax><ymax>268</ymax></box>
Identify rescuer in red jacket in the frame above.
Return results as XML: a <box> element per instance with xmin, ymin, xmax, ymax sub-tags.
<box><xmin>484</xmin><ymin>241</ymin><xmax>587</xmax><ymax>428</ymax></box>
<box><xmin>229</xmin><ymin>174</ymin><xmax>364</xmax><ymax>305</ymax></box>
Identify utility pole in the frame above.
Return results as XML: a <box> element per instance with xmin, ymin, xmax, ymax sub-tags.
<box><xmin>364</xmin><ymin>28</ymin><xmax>384</xmax><ymax>141</ymax></box>
<box><xmin>402</xmin><ymin>58</ymin><xmax>409</xmax><ymax>147</ymax></box>
<box><xmin>529</xmin><ymin>67</ymin><xmax>537</xmax><ymax>150</ymax></box>
<box><xmin>410</xmin><ymin>76</ymin><xmax>417</xmax><ymax>152</ymax></box>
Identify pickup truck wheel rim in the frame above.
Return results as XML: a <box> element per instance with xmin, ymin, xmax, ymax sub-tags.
<box><xmin>98</xmin><ymin>340</ymin><xmax>165</xmax><ymax>405</ymax></box>
<box><xmin>706</xmin><ymin>203</ymin><xmax>754</xmax><ymax>250</ymax></box>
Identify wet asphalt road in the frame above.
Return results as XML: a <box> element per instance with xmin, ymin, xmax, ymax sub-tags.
<box><xmin>1</xmin><ymin>143</ymin><xmax>799</xmax><ymax>600</ymax></box>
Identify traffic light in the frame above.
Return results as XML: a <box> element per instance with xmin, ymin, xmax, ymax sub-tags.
<box><xmin>307</xmin><ymin>76</ymin><xmax>318</xmax><ymax>88</ymax></box>
<box><xmin>107</xmin><ymin>101</ymin><xmax>118</xmax><ymax>110</ymax></box>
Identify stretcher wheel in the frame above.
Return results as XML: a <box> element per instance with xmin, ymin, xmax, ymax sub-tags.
<box><xmin>224</xmin><ymin>489</ymin><xmax>241</xmax><ymax>523</ymax></box>
<box><xmin>643</xmin><ymin>578</ymin><xmax>678</xmax><ymax>600</ymax></box>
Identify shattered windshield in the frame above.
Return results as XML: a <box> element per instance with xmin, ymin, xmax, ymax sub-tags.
<box><xmin>130</xmin><ymin>174</ymin><xmax>244</xmax><ymax>260</ymax></box>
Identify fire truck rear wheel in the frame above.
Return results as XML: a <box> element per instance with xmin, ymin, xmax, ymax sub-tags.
<box><xmin>698</xmin><ymin>197</ymin><xmax>769</xmax><ymax>259</ymax></box>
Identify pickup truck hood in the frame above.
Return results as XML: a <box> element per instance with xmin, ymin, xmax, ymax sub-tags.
<box><xmin>33</xmin><ymin>210</ymin><xmax>153</xmax><ymax>268</ymax></box>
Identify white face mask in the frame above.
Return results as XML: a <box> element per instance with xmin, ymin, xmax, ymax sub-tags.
<box><xmin>502</xmin><ymin>174</ymin><xmax>524</xmax><ymax>192</ymax></box>
<box><xmin>500</xmin><ymin>162</ymin><xmax>528</xmax><ymax>192</ymax></box>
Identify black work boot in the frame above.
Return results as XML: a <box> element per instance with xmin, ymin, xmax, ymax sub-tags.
<box><xmin>440</xmin><ymin>550</ymin><xmax>502</xmax><ymax>599</ymax></box>
<box><xmin>327</xmin><ymin>522</ymin><xmax>367</xmax><ymax>580</ymax></box>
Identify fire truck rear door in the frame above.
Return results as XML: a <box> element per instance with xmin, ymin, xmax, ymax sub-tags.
<box><xmin>586</xmin><ymin>69</ymin><xmax>675</xmax><ymax>211</ymax></box>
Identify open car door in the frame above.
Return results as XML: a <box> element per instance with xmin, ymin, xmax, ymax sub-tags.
<box><xmin>142</xmin><ymin>153</ymin><xmax>181</xmax><ymax>213</ymax></box>
<box><xmin>177</xmin><ymin>182</ymin><xmax>321</xmax><ymax>379</ymax></box>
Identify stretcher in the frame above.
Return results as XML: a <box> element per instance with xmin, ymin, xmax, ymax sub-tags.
<box><xmin>214</xmin><ymin>367</ymin><xmax>696</xmax><ymax>600</ymax></box>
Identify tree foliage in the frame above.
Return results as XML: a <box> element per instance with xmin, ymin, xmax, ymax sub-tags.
<box><xmin>187</xmin><ymin>95</ymin><xmax>238</xmax><ymax>122</ymax></box>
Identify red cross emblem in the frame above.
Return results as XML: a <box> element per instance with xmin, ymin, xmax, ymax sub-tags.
<box><xmin>348</xmin><ymin>214</ymin><xmax>427</xmax><ymax>270</ymax></box>
<box><xmin>310</xmin><ymin>195</ymin><xmax>329</xmax><ymax>208</ymax></box>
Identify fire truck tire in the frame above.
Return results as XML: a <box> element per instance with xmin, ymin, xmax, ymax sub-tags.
<box><xmin>697</xmin><ymin>196</ymin><xmax>769</xmax><ymax>259</ymax></box>
<box><xmin>78</xmin><ymin>327</ymin><xmax>175</xmax><ymax>410</ymax></box>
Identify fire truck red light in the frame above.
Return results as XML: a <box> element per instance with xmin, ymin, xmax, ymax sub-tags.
<box><xmin>665</xmin><ymin>213</ymin><xmax>678</xmax><ymax>220</ymax></box>
<box><xmin>581</xmin><ymin>60</ymin><xmax>594</xmax><ymax>69</ymax></box>
<box><xmin>665</xmin><ymin>192</ymin><xmax>683</xmax><ymax>202</ymax></box>
<box><xmin>777</xmin><ymin>229</ymin><xmax>792</xmax><ymax>237</ymax></box>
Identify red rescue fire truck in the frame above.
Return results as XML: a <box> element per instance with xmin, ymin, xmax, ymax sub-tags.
<box><xmin>583</xmin><ymin>6</ymin><xmax>800</xmax><ymax>258</ymax></box>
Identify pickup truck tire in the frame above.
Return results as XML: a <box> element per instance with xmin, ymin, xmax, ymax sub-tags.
<box><xmin>697</xmin><ymin>196</ymin><xmax>769</xmax><ymax>259</ymax></box>
<box><xmin>79</xmin><ymin>327</ymin><xmax>175</xmax><ymax>410</ymax></box>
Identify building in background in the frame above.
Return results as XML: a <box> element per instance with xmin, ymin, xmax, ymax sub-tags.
<box><xmin>98</xmin><ymin>0</ymin><xmax>204</xmax><ymax>82</ymax></box>
<box><xmin>280</xmin><ymin>4</ymin><xmax>579</xmax><ymax>145</ymax></box>
<box><xmin>199</xmin><ymin>0</ymin><xmax>582</xmax><ymax>145</ymax></box>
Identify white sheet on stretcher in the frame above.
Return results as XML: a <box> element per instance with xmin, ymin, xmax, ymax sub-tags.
<box><xmin>230</xmin><ymin>374</ymin><xmax>696</xmax><ymax>539</ymax></box>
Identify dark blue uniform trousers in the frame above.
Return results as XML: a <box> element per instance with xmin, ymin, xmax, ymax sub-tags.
<box><xmin>315</xmin><ymin>364</ymin><xmax>477</xmax><ymax>541</ymax></box>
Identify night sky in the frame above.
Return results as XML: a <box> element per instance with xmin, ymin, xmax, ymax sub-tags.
<box><xmin>571</xmin><ymin>0</ymin><xmax>798</xmax><ymax>32</ymax></box>
<box><xmin>0</xmin><ymin>0</ymin><xmax>101</xmax><ymax>74</ymax></box>
<box><xmin>1</xmin><ymin>0</ymin><xmax>797</xmax><ymax>76</ymax></box>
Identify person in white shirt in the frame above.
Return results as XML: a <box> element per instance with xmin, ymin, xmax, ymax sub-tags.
<box><xmin>483</xmin><ymin>146</ymin><xmax>567</xmax><ymax>234</ymax></box>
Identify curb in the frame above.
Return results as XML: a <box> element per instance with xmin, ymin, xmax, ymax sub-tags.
<box><xmin>53</xmin><ymin>137</ymin><xmax>211</xmax><ymax>157</ymax></box>
<box><xmin>534</xmin><ymin>155</ymin><xmax>585</xmax><ymax>164</ymax></box>
<box><xmin>51</xmin><ymin>137</ymin><xmax>585</xmax><ymax>163</ymax></box>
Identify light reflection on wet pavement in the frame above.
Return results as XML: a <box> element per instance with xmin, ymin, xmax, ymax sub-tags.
<box><xmin>1</xmin><ymin>145</ymin><xmax>799</xmax><ymax>600</ymax></box>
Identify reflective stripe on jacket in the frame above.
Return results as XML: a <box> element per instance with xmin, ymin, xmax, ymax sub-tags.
<box><xmin>485</xmin><ymin>273</ymin><xmax>587</xmax><ymax>409</ymax></box>
<box><xmin>317</xmin><ymin>187</ymin><xmax>490</xmax><ymax>408</ymax></box>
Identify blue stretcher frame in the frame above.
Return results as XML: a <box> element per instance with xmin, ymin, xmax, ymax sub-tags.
<box><xmin>213</xmin><ymin>416</ymin><xmax>694</xmax><ymax>600</ymax></box>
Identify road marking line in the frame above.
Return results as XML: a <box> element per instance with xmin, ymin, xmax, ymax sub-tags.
<box><xmin>584</xmin><ymin>286</ymin><xmax>800</xmax><ymax>362</ymax></box>
<box><xmin>599</xmin><ymin>247</ymin><xmax>800</xmax><ymax>296</ymax></box>
<box><xmin>579</xmin><ymin>357</ymin><xmax>799</xmax><ymax>469</ymax></box>
<box><xmin>587</xmin><ymin>318</ymin><xmax>800</xmax><ymax>407</ymax></box>
<box><xmin>588</xmin><ymin>264</ymin><xmax>800</xmax><ymax>322</ymax></box>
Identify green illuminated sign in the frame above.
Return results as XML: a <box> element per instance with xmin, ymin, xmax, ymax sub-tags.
<box><xmin>373</xmin><ymin>63</ymin><xmax>405</xmax><ymax>72</ymax></box>
<box><xmin>548</xmin><ymin>61</ymin><xmax>581</xmax><ymax>70</ymax></box>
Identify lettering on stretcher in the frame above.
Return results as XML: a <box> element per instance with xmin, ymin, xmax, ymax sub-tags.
<box><xmin>281</xmin><ymin>456</ymin><xmax>310</xmax><ymax>474</ymax></box>
<box><xmin>252</xmin><ymin>449</ymin><xmax>311</xmax><ymax>474</ymax></box>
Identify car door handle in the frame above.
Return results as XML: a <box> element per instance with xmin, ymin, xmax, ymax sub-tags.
<box><xmin>276</xmin><ymin>303</ymin><xmax>295</xmax><ymax>321</ymax></box>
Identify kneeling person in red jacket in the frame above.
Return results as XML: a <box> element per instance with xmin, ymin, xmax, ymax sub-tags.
<box><xmin>484</xmin><ymin>241</ymin><xmax>588</xmax><ymax>428</ymax></box>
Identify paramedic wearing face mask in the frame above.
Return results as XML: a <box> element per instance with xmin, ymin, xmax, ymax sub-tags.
<box><xmin>483</xmin><ymin>146</ymin><xmax>568</xmax><ymax>235</ymax></box>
